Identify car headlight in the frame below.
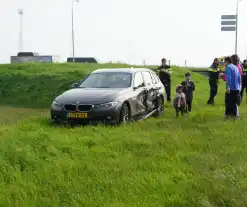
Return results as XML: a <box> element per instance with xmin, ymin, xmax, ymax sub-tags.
<box><xmin>94</xmin><ymin>102</ymin><xmax>118</xmax><ymax>109</ymax></box>
<box><xmin>51</xmin><ymin>101</ymin><xmax>63</xmax><ymax>109</ymax></box>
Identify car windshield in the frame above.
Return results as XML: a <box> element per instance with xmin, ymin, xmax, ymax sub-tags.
<box><xmin>78</xmin><ymin>72</ymin><xmax>132</xmax><ymax>88</ymax></box>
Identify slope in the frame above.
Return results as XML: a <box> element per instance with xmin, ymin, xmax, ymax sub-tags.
<box><xmin>0</xmin><ymin>63</ymin><xmax>246</xmax><ymax>206</ymax></box>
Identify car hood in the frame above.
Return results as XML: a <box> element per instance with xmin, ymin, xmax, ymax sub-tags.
<box><xmin>56</xmin><ymin>88</ymin><xmax>128</xmax><ymax>104</ymax></box>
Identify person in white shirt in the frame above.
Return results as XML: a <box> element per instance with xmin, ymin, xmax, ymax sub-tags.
<box><xmin>173</xmin><ymin>85</ymin><xmax>186</xmax><ymax>117</ymax></box>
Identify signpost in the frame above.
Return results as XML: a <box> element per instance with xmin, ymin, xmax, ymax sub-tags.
<box><xmin>220</xmin><ymin>0</ymin><xmax>242</xmax><ymax>54</ymax></box>
<box><xmin>221</xmin><ymin>15</ymin><xmax>237</xmax><ymax>53</ymax></box>
<box><xmin>18</xmin><ymin>9</ymin><xmax>23</xmax><ymax>52</ymax></box>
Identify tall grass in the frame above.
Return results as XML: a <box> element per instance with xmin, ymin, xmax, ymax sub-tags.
<box><xmin>0</xmin><ymin>63</ymin><xmax>246</xmax><ymax>206</ymax></box>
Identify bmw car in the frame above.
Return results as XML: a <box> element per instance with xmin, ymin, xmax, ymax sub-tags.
<box><xmin>50</xmin><ymin>68</ymin><xmax>165</xmax><ymax>125</ymax></box>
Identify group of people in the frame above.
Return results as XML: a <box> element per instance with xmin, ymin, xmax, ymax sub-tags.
<box><xmin>207</xmin><ymin>55</ymin><xmax>247</xmax><ymax>119</ymax></box>
<box><xmin>156</xmin><ymin>58</ymin><xmax>195</xmax><ymax>117</ymax></box>
<box><xmin>156</xmin><ymin>55</ymin><xmax>247</xmax><ymax>119</ymax></box>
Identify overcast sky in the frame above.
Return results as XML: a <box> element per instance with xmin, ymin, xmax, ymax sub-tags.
<box><xmin>0</xmin><ymin>0</ymin><xmax>246</xmax><ymax>67</ymax></box>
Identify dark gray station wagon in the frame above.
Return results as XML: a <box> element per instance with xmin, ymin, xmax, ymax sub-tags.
<box><xmin>50</xmin><ymin>68</ymin><xmax>165</xmax><ymax>125</ymax></box>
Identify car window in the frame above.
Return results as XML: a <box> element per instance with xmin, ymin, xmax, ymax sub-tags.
<box><xmin>133</xmin><ymin>72</ymin><xmax>144</xmax><ymax>88</ymax></box>
<box><xmin>150</xmin><ymin>72</ymin><xmax>159</xmax><ymax>84</ymax></box>
<box><xmin>142</xmin><ymin>71</ymin><xmax>153</xmax><ymax>85</ymax></box>
<box><xmin>78</xmin><ymin>72</ymin><xmax>132</xmax><ymax>88</ymax></box>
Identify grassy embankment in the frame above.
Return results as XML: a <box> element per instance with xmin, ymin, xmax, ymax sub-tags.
<box><xmin>0</xmin><ymin>63</ymin><xmax>247</xmax><ymax>206</ymax></box>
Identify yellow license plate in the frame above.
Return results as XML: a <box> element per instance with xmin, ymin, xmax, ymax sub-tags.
<box><xmin>67</xmin><ymin>112</ymin><xmax>88</xmax><ymax>118</ymax></box>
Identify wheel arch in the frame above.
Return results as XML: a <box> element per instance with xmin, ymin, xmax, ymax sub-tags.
<box><xmin>122</xmin><ymin>100</ymin><xmax>132</xmax><ymax>117</ymax></box>
<box><xmin>159</xmin><ymin>94</ymin><xmax>164</xmax><ymax>103</ymax></box>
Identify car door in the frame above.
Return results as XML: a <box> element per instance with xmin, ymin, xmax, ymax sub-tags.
<box><xmin>150</xmin><ymin>71</ymin><xmax>163</xmax><ymax>96</ymax></box>
<box><xmin>142</xmin><ymin>71</ymin><xmax>156</xmax><ymax>111</ymax></box>
<box><xmin>130</xmin><ymin>71</ymin><xmax>147</xmax><ymax>116</ymax></box>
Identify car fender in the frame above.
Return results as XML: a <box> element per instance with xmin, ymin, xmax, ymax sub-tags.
<box><xmin>117</xmin><ymin>99</ymin><xmax>132</xmax><ymax>117</ymax></box>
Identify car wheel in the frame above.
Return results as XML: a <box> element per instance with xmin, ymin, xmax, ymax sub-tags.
<box><xmin>51</xmin><ymin>118</ymin><xmax>62</xmax><ymax>126</ymax></box>
<box><xmin>153</xmin><ymin>96</ymin><xmax>164</xmax><ymax>117</ymax></box>
<box><xmin>118</xmin><ymin>103</ymin><xmax>130</xmax><ymax>124</ymax></box>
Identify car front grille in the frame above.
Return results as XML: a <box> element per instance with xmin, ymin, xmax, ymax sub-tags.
<box><xmin>63</xmin><ymin>104</ymin><xmax>93</xmax><ymax>112</ymax></box>
<box><xmin>78</xmin><ymin>104</ymin><xmax>93</xmax><ymax>112</ymax></box>
<box><xmin>64</xmin><ymin>104</ymin><xmax>76</xmax><ymax>111</ymax></box>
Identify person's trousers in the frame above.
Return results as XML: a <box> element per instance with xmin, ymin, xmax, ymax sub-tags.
<box><xmin>186</xmin><ymin>99</ymin><xmax>192</xmax><ymax>112</ymax></box>
<box><xmin>161</xmin><ymin>80</ymin><xmax>171</xmax><ymax>102</ymax></box>
<box><xmin>225</xmin><ymin>90</ymin><xmax>240</xmax><ymax>117</ymax></box>
<box><xmin>208</xmin><ymin>81</ymin><xmax>218</xmax><ymax>103</ymax></box>
<box><xmin>175</xmin><ymin>106</ymin><xmax>185</xmax><ymax>117</ymax></box>
<box><xmin>240</xmin><ymin>82</ymin><xmax>247</xmax><ymax>100</ymax></box>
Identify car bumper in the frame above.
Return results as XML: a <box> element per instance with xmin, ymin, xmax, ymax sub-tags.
<box><xmin>50</xmin><ymin>106</ymin><xmax>121</xmax><ymax>125</ymax></box>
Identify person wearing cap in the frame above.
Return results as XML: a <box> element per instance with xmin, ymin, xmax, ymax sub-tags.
<box><xmin>157</xmin><ymin>58</ymin><xmax>172</xmax><ymax>102</ymax></box>
<box><xmin>181</xmin><ymin>72</ymin><xmax>195</xmax><ymax>112</ymax></box>
<box><xmin>173</xmin><ymin>85</ymin><xmax>186</xmax><ymax>117</ymax></box>
<box><xmin>240</xmin><ymin>59</ymin><xmax>247</xmax><ymax>103</ymax></box>
<box><xmin>207</xmin><ymin>58</ymin><xmax>220</xmax><ymax>105</ymax></box>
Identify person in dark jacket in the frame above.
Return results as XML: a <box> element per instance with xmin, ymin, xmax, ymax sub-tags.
<box><xmin>240</xmin><ymin>59</ymin><xmax>247</xmax><ymax>103</ymax></box>
<box><xmin>181</xmin><ymin>72</ymin><xmax>195</xmax><ymax>112</ymax></box>
<box><xmin>207</xmin><ymin>58</ymin><xmax>220</xmax><ymax>105</ymax></box>
<box><xmin>157</xmin><ymin>58</ymin><xmax>172</xmax><ymax>102</ymax></box>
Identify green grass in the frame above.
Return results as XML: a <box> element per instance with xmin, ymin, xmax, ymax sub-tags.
<box><xmin>0</xmin><ymin>63</ymin><xmax>247</xmax><ymax>206</ymax></box>
<box><xmin>0</xmin><ymin>106</ymin><xmax>47</xmax><ymax>125</ymax></box>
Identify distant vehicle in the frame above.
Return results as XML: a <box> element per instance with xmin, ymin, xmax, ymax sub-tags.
<box><xmin>50</xmin><ymin>68</ymin><xmax>165</xmax><ymax>125</ymax></box>
<box><xmin>17</xmin><ymin>52</ymin><xmax>39</xmax><ymax>56</ymax></box>
<box><xmin>67</xmin><ymin>57</ymin><xmax>98</xmax><ymax>63</ymax></box>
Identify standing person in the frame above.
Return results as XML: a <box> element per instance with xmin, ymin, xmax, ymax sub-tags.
<box><xmin>240</xmin><ymin>59</ymin><xmax>247</xmax><ymax>103</ymax></box>
<box><xmin>157</xmin><ymin>58</ymin><xmax>172</xmax><ymax>102</ymax></box>
<box><xmin>224</xmin><ymin>56</ymin><xmax>241</xmax><ymax>119</ymax></box>
<box><xmin>232</xmin><ymin>54</ymin><xmax>242</xmax><ymax>106</ymax></box>
<box><xmin>181</xmin><ymin>72</ymin><xmax>195</xmax><ymax>112</ymax></box>
<box><xmin>173</xmin><ymin>85</ymin><xmax>186</xmax><ymax>117</ymax></box>
<box><xmin>207</xmin><ymin>58</ymin><xmax>220</xmax><ymax>105</ymax></box>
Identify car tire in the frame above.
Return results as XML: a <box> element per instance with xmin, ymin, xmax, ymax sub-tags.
<box><xmin>118</xmin><ymin>103</ymin><xmax>130</xmax><ymax>125</ymax></box>
<box><xmin>51</xmin><ymin>118</ymin><xmax>62</xmax><ymax>127</ymax></box>
<box><xmin>153</xmin><ymin>96</ymin><xmax>164</xmax><ymax>117</ymax></box>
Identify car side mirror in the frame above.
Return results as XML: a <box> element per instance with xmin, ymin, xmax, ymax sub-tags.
<box><xmin>71</xmin><ymin>82</ymin><xmax>78</xmax><ymax>88</ymax></box>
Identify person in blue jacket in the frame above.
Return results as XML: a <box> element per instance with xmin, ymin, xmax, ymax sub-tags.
<box><xmin>224</xmin><ymin>55</ymin><xmax>241</xmax><ymax>119</ymax></box>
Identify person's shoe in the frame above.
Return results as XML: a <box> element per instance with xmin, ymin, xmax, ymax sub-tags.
<box><xmin>224</xmin><ymin>115</ymin><xmax>230</xmax><ymax>120</ymax></box>
<box><xmin>207</xmin><ymin>100</ymin><xmax>212</xmax><ymax>105</ymax></box>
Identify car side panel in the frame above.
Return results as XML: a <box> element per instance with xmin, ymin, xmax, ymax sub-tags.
<box><xmin>128</xmin><ymin>87</ymin><xmax>147</xmax><ymax>117</ymax></box>
<box><xmin>150</xmin><ymin>71</ymin><xmax>165</xmax><ymax>102</ymax></box>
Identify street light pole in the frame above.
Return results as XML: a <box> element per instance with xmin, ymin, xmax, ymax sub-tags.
<box><xmin>72</xmin><ymin>0</ymin><xmax>79</xmax><ymax>63</ymax></box>
<box><xmin>235</xmin><ymin>0</ymin><xmax>241</xmax><ymax>54</ymax></box>
<box><xmin>18</xmin><ymin>9</ymin><xmax>23</xmax><ymax>52</ymax></box>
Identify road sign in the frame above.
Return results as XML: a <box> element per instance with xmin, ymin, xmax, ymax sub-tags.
<box><xmin>221</xmin><ymin>27</ymin><xmax>236</xmax><ymax>31</ymax></box>
<box><xmin>221</xmin><ymin>14</ymin><xmax>236</xmax><ymax>32</ymax></box>
<box><xmin>221</xmin><ymin>21</ymin><xmax>236</xmax><ymax>25</ymax></box>
<box><xmin>221</xmin><ymin>15</ymin><xmax>236</xmax><ymax>20</ymax></box>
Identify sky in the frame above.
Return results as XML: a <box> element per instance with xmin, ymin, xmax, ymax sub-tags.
<box><xmin>0</xmin><ymin>0</ymin><xmax>246</xmax><ymax>67</ymax></box>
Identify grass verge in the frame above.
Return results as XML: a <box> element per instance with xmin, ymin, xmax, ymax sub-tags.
<box><xmin>0</xmin><ymin>63</ymin><xmax>246</xmax><ymax>206</ymax></box>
